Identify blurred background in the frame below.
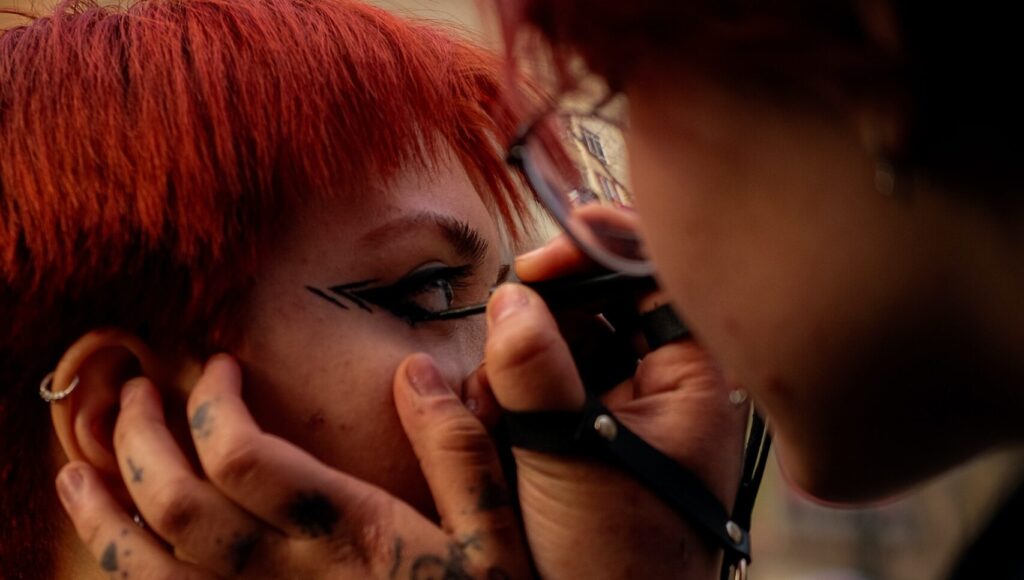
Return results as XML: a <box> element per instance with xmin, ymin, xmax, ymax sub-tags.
<box><xmin>3</xmin><ymin>1</ymin><xmax>1023</xmax><ymax>578</ymax></box>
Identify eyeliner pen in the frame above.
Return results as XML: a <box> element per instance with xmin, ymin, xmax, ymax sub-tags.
<box><xmin>413</xmin><ymin>272</ymin><xmax>658</xmax><ymax>322</ymax></box>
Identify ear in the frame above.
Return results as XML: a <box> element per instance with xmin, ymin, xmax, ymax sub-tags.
<box><xmin>49</xmin><ymin>329</ymin><xmax>195</xmax><ymax>501</ymax></box>
<box><xmin>851</xmin><ymin>0</ymin><xmax>909</xmax><ymax>160</ymax></box>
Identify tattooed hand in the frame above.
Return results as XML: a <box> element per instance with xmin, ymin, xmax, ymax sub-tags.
<box><xmin>477</xmin><ymin>235</ymin><xmax>750</xmax><ymax>579</ymax></box>
<box><xmin>55</xmin><ymin>354</ymin><xmax>529</xmax><ymax>579</ymax></box>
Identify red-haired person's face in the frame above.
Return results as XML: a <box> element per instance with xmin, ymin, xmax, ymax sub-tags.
<box><xmin>230</xmin><ymin>156</ymin><xmax>504</xmax><ymax>516</ymax></box>
<box><xmin>622</xmin><ymin>63</ymin><xmax>989</xmax><ymax>504</ymax></box>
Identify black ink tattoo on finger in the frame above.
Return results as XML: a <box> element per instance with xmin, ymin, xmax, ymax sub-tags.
<box><xmin>389</xmin><ymin>537</ymin><xmax>404</xmax><ymax>579</ymax></box>
<box><xmin>472</xmin><ymin>474</ymin><xmax>511</xmax><ymax>512</ymax></box>
<box><xmin>190</xmin><ymin>402</ymin><xmax>213</xmax><ymax>439</ymax></box>
<box><xmin>285</xmin><ymin>491</ymin><xmax>340</xmax><ymax>538</ymax></box>
<box><xmin>408</xmin><ymin>541</ymin><xmax>513</xmax><ymax>580</ymax></box>
<box><xmin>126</xmin><ymin>458</ymin><xmax>143</xmax><ymax>483</ymax></box>
<box><xmin>100</xmin><ymin>541</ymin><xmax>119</xmax><ymax>571</ymax></box>
<box><xmin>410</xmin><ymin>543</ymin><xmax>472</xmax><ymax>580</ymax></box>
<box><xmin>458</xmin><ymin>534</ymin><xmax>482</xmax><ymax>553</ymax></box>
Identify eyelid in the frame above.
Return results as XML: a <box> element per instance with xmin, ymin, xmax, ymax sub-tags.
<box><xmin>345</xmin><ymin>263</ymin><xmax>476</xmax><ymax>323</ymax></box>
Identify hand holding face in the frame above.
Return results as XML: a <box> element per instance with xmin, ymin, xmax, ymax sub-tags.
<box><xmin>54</xmin><ymin>237</ymin><xmax>749</xmax><ymax>580</ymax></box>
<box><xmin>479</xmin><ymin>235</ymin><xmax>750</xmax><ymax>579</ymax></box>
<box><xmin>56</xmin><ymin>354</ymin><xmax>531</xmax><ymax>579</ymax></box>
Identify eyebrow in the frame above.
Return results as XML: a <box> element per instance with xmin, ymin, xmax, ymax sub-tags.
<box><xmin>357</xmin><ymin>211</ymin><xmax>488</xmax><ymax>265</ymax></box>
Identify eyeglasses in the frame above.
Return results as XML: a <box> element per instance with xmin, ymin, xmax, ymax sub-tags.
<box><xmin>506</xmin><ymin>89</ymin><xmax>654</xmax><ymax>277</ymax></box>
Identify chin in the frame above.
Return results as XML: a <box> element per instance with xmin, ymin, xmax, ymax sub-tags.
<box><xmin>774</xmin><ymin>441</ymin><xmax>925</xmax><ymax>507</ymax></box>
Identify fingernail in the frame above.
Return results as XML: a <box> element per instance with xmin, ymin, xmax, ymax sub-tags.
<box><xmin>488</xmin><ymin>284</ymin><xmax>529</xmax><ymax>324</ymax></box>
<box><xmin>56</xmin><ymin>466</ymin><xmax>85</xmax><ymax>507</ymax></box>
<box><xmin>120</xmin><ymin>378</ymin><xmax>145</xmax><ymax>406</ymax></box>
<box><xmin>405</xmin><ymin>355</ymin><xmax>450</xmax><ymax>397</ymax></box>
<box><xmin>514</xmin><ymin>246</ymin><xmax>546</xmax><ymax>266</ymax></box>
<box><xmin>204</xmin><ymin>353</ymin><xmax>230</xmax><ymax>374</ymax></box>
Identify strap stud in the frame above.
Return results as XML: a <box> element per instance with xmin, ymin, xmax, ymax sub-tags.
<box><xmin>726</xmin><ymin>520</ymin><xmax>744</xmax><ymax>544</ymax></box>
<box><xmin>593</xmin><ymin>414</ymin><xmax>618</xmax><ymax>441</ymax></box>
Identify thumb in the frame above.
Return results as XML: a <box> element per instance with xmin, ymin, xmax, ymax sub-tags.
<box><xmin>484</xmin><ymin>283</ymin><xmax>586</xmax><ymax>412</ymax></box>
<box><xmin>392</xmin><ymin>353</ymin><xmax>528</xmax><ymax>573</ymax></box>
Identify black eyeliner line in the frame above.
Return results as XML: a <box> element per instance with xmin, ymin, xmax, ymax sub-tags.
<box><xmin>411</xmin><ymin>302</ymin><xmax>487</xmax><ymax>322</ymax></box>
<box><xmin>352</xmin><ymin>265</ymin><xmax>472</xmax><ymax>304</ymax></box>
<box><xmin>328</xmin><ymin>279</ymin><xmax>379</xmax><ymax>312</ymax></box>
<box><xmin>306</xmin><ymin>286</ymin><xmax>349</xmax><ymax>310</ymax></box>
<box><xmin>333</xmin><ymin>288</ymin><xmax>373</xmax><ymax>312</ymax></box>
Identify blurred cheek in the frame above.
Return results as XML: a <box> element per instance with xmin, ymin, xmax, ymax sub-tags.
<box><xmin>415</xmin><ymin>318</ymin><xmax>486</xmax><ymax>386</ymax></box>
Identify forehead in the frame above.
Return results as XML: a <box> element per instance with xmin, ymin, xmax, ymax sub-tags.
<box><xmin>277</xmin><ymin>158</ymin><xmax>499</xmax><ymax>259</ymax></box>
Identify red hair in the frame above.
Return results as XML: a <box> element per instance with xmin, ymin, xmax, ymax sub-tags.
<box><xmin>0</xmin><ymin>0</ymin><xmax>529</xmax><ymax>576</ymax></box>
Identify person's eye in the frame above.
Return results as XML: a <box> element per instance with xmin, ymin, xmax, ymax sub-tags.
<box><xmin>407</xmin><ymin>275</ymin><xmax>456</xmax><ymax>313</ymax></box>
<box><xmin>351</xmin><ymin>263</ymin><xmax>474</xmax><ymax>324</ymax></box>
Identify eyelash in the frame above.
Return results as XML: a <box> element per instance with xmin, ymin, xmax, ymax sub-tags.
<box><xmin>350</xmin><ymin>264</ymin><xmax>475</xmax><ymax>325</ymax></box>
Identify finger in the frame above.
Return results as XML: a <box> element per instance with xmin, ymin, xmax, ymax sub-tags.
<box><xmin>393</xmin><ymin>354</ymin><xmax>530</xmax><ymax>577</ymax></box>
<box><xmin>632</xmin><ymin>341</ymin><xmax>722</xmax><ymax>398</ymax></box>
<box><xmin>485</xmin><ymin>283</ymin><xmax>586</xmax><ymax>411</ymax></box>
<box><xmin>114</xmin><ymin>377</ymin><xmax>276</xmax><ymax>576</ymax></box>
<box><xmin>56</xmin><ymin>461</ymin><xmax>211</xmax><ymax>580</ymax></box>
<box><xmin>186</xmin><ymin>354</ymin><xmax>436</xmax><ymax>576</ymax></box>
<box><xmin>558</xmin><ymin>313</ymin><xmax>638</xmax><ymax>396</ymax></box>
<box><xmin>514</xmin><ymin>234</ymin><xmax>595</xmax><ymax>281</ymax></box>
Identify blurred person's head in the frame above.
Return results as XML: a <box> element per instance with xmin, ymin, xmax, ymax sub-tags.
<box><xmin>0</xmin><ymin>0</ymin><xmax>530</xmax><ymax>576</ymax></box>
<box><xmin>499</xmin><ymin>0</ymin><xmax>1024</xmax><ymax>502</ymax></box>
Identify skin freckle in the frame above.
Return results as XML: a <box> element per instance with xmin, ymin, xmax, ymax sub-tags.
<box><xmin>306</xmin><ymin>410</ymin><xmax>326</xmax><ymax>431</ymax></box>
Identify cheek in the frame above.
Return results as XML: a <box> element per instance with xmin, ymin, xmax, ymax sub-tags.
<box><xmin>238</xmin><ymin>332</ymin><xmax>408</xmax><ymax>452</ymax></box>
<box><xmin>233</xmin><ymin>318</ymin><xmax>486</xmax><ymax>517</ymax></box>
<box><xmin>234</xmin><ymin>325</ymin><xmax>438</xmax><ymax>512</ymax></box>
<box><xmin>628</xmin><ymin>123</ymin><xmax>748</xmax><ymax>366</ymax></box>
<box><xmin>419</xmin><ymin>318</ymin><xmax>486</xmax><ymax>380</ymax></box>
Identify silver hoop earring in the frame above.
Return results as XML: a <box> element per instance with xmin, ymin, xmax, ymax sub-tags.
<box><xmin>39</xmin><ymin>372</ymin><xmax>80</xmax><ymax>403</ymax></box>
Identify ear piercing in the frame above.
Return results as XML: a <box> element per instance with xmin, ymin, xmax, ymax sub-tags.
<box><xmin>39</xmin><ymin>372</ymin><xmax>80</xmax><ymax>403</ymax></box>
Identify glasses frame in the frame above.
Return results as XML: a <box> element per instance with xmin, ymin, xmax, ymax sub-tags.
<box><xmin>506</xmin><ymin>98</ymin><xmax>655</xmax><ymax>278</ymax></box>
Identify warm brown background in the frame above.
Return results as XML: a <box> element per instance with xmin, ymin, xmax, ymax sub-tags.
<box><xmin>3</xmin><ymin>1</ymin><xmax>1023</xmax><ymax>578</ymax></box>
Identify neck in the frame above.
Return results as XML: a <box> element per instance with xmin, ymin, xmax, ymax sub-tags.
<box><xmin>940</xmin><ymin>191</ymin><xmax>1024</xmax><ymax>443</ymax></box>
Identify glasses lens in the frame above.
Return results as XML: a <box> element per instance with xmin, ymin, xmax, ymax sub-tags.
<box><xmin>524</xmin><ymin>97</ymin><xmax>652</xmax><ymax>275</ymax></box>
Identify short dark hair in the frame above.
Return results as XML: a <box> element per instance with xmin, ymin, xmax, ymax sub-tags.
<box><xmin>500</xmin><ymin>0</ymin><xmax>1023</xmax><ymax>203</ymax></box>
